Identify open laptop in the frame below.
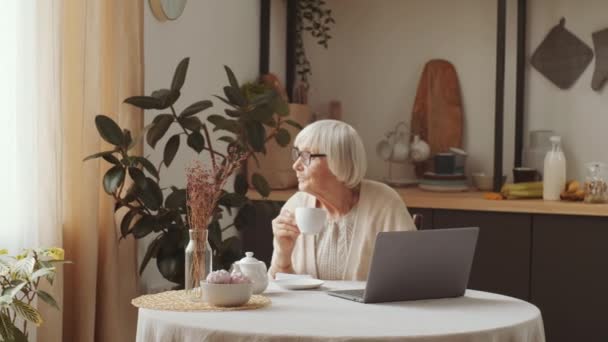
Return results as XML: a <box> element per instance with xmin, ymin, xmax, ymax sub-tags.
<box><xmin>327</xmin><ymin>227</ymin><xmax>479</xmax><ymax>303</ymax></box>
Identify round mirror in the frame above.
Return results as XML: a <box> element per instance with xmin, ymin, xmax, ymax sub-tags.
<box><xmin>150</xmin><ymin>0</ymin><xmax>187</xmax><ymax>21</ymax></box>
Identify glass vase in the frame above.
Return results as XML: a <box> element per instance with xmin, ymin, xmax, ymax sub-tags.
<box><xmin>184</xmin><ymin>229</ymin><xmax>213</xmax><ymax>300</ymax></box>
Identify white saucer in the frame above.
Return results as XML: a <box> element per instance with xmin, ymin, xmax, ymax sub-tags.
<box><xmin>274</xmin><ymin>278</ymin><xmax>325</xmax><ymax>290</ymax></box>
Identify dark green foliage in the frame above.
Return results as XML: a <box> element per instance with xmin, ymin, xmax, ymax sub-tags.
<box><xmin>84</xmin><ymin>58</ymin><xmax>297</xmax><ymax>285</ymax></box>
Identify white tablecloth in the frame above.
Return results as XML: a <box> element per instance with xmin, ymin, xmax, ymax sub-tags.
<box><xmin>136</xmin><ymin>281</ymin><xmax>545</xmax><ymax>342</ymax></box>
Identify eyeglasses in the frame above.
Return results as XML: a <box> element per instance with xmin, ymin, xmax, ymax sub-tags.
<box><xmin>291</xmin><ymin>147</ymin><xmax>326</xmax><ymax>166</ymax></box>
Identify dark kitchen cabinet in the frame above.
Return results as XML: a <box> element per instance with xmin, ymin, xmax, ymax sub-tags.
<box><xmin>433</xmin><ymin>209</ymin><xmax>532</xmax><ymax>301</ymax></box>
<box><xmin>531</xmin><ymin>214</ymin><xmax>608</xmax><ymax>342</ymax></box>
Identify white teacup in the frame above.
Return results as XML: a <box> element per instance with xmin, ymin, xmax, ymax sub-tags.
<box><xmin>295</xmin><ymin>208</ymin><xmax>327</xmax><ymax>235</ymax></box>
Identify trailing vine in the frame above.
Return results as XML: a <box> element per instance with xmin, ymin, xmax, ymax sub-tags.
<box><xmin>295</xmin><ymin>0</ymin><xmax>335</xmax><ymax>90</ymax></box>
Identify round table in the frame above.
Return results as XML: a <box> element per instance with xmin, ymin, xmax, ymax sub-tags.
<box><xmin>136</xmin><ymin>281</ymin><xmax>545</xmax><ymax>342</ymax></box>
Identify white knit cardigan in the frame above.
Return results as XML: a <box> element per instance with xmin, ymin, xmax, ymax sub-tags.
<box><xmin>271</xmin><ymin>179</ymin><xmax>417</xmax><ymax>281</ymax></box>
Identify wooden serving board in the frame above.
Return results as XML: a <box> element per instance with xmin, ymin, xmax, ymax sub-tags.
<box><xmin>410</xmin><ymin>59</ymin><xmax>464</xmax><ymax>177</ymax></box>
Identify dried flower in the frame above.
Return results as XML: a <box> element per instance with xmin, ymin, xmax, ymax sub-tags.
<box><xmin>185</xmin><ymin>148</ymin><xmax>248</xmax><ymax>289</ymax></box>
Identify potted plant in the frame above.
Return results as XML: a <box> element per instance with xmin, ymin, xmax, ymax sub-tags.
<box><xmin>84</xmin><ymin>58</ymin><xmax>300</xmax><ymax>287</ymax></box>
<box><xmin>0</xmin><ymin>248</ymin><xmax>66</xmax><ymax>342</ymax></box>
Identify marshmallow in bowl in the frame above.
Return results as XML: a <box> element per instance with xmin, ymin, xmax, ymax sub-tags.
<box><xmin>206</xmin><ymin>270</ymin><xmax>232</xmax><ymax>284</ymax></box>
<box><xmin>229</xmin><ymin>271</ymin><xmax>251</xmax><ymax>284</ymax></box>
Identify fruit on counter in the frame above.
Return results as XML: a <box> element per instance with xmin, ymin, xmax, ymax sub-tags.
<box><xmin>560</xmin><ymin>179</ymin><xmax>585</xmax><ymax>201</ymax></box>
<box><xmin>500</xmin><ymin>181</ymin><xmax>543</xmax><ymax>199</ymax></box>
<box><xmin>566</xmin><ymin>180</ymin><xmax>580</xmax><ymax>193</ymax></box>
<box><xmin>483</xmin><ymin>192</ymin><xmax>504</xmax><ymax>200</ymax></box>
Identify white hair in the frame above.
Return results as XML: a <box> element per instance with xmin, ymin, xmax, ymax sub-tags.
<box><xmin>294</xmin><ymin>120</ymin><xmax>367</xmax><ymax>188</ymax></box>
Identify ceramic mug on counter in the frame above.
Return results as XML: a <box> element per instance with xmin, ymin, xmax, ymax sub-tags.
<box><xmin>513</xmin><ymin>167</ymin><xmax>539</xmax><ymax>183</ymax></box>
<box><xmin>434</xmin><ymin>153</ymin><xmax>455</xmax><ymax>174</ymax></box>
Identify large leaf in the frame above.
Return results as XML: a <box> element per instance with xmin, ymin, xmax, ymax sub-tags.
<box><xmin>36</xmin><ymin>290</ymin><xmax>59</xmax><ymax>310</ymax></box>
<box><xmin>135</xmin><ymin>157</ymin><xmax>159</xmax><ymax>180</ymax></box>
<box><xmin>146</xmin><ymin>114</ymin><xmax>174</xmax><ymax>149</ymax></box>
<box><xmin>124</xmin><ymin>95</ymin><xmax>163</xmax><ymax>110</ymax></box>
<box><xmin>0</xmin><ymin>313</ymin><xmax>16</xmax><ymax>342</ymax></box>
<box><xmin>234</xmin><ymin>173</ymin><xmax>248</xmax><ymax>195</ymax></box>
<box><xmin>218</xmin><ymin>136</ymin><xmax>236</xmax><ymax>144</ymax></box>
<box><xmin>180</xmin><ymin>100</ymin><xmax>213</xmax><ymax>117</ymax></box>
<box><xmin>0</xmin><ymin>295</ymin><xmax>11</xmax><ymax>306</ymax></box>
<box><xmin>171</xmin><ymin>57</ymin><xmax>190</xmax><ymax>92</ymax></box>
<box><xmin>284</xmin><ymin>119</ymin><xmax>303</xmax><ymax>130</ymax></box>
<box><xmin>150</xmin><ymin>89</ymin><xmax>171</xmax><ymax>109</ymax></box>
<box><xmin>163</xmin><ymin>134</ymin><xmax>180</xmax><ymax>167</ymax></box>
<box><xmin>30</xmin><ymin>267</ymin><xmax>55</xmax><ymax>281</ymax></box>
<box><xmin>246</xmin><ymin>121</ymin><xmax>266</xmax><ymax>152</ymax></box>
<box><xmin>103</xmin><ymin>165</ymin><xmax>126</xmax><ymax>195</ymax></box>
<box><xmin>120</xmin><ymin>209</ymin><xmax>138</xmax><ymax>238</ymax></box>
<box><xmin>102</xmin><ymin>153</ymin><xmax>121</xmax><ymax>165</ymax></box>
<box><xmin>165</xmin><ymin>189</ymin><xmax>187</xmax><ymax>209</ymax></box>
<box><xmin>207</xmin><ymin>115</ymin><xmax>238</xmax><ymax>133</ymax></box>
<box><xmin>207</xmin><ymin>221</ymin><xmax>222</xmax><ymax>250</ymax></box>
<box><xmin>83</xmin><ymin>150</ymin><xmax>115</xmax><ymax>162</ymax></box>
<box><xmin>275</xmin><ymin>128</ymin><xmax>291</xmax><ymax>147</ymax></box>
<box><xmin>224</xmin><ymin>65</ymin><xmax>240</xmax><ymax>90</ymax></box>
<box><xmin>251</xmin><ymin>173</ymin><xmax>270</xmax><ymax>198</ymax></box>
<box><xmin>131</xmin><ymin>215</ymin><xmax>156</xmax><ymax>239</ymax></box>
<box><xmin>223</xmin><ymin>86</ymin><xmax>246</xmax><ymax>107</ymax></box>
<box><xmin>2</xmin><ymin>282</ymin><xmax>26</xmax><ymax>298</ymax></box>
<box><xmin>250</xmin><ymin>90</ymin><xmax>275</xmax><ymax>106</ymax></box>
<box><xmin>150</xmin><ymin>88</ymin><xmax>180</xmax><ymax>109</ymax></box>
<box><xmin>156</xmin><ymin>230</ymin><xmax>185</xmax><ymax>284</ymax></box>
<box><xmin>128</xmin><ymin>167</ymin><xmax>147</xmax><ymax>189</ymax></box>
<box><xmin>137</xmin><ymin>178</ymin><xmax>163</xmax><ymax>211</ymax></box>
<box><xmin>248</xmin><ymin>103</ymin><xmax>274</xmax><ymax>122</ymax></box>
<box><xmin>219</xmin><ymin>192</ymin><xmax>248</xmax><ymax>208</ymax></box>
<box><xmin>95</xmin><ymin>115</ymin><xmax>124</xmax><ymax>146</ymax></box>
<box><xmin>12</xmin><ymin>258</ymin><xmax>35</xmax><ymax>279</ymax></box>
<box><xmin>140</xmin><ymin>236</ymin><xmax>162</xmax><ymax>275</ymax></box>
<box><xmin>224</xmin><ymin>109</ymin><xmax>242</xmax><ymax>118</ymax></box>
<box><xmin>273</xmin><ymin>96</ymin><xmax>290</xmax><ymax>116</ymax></box>
<box><xmin>178</xmin><ymin>116</ymin><xmax>203</xmax><ymax>131</ymax></box>
<box><xmin>12</xmin><ymin>299</ymin><xmax>43</xmax><ymax>326</ymax></box>
<box><xmin>187</xmin><ymin>131</ymin><xmax>205</xmax><ymax>153</ymax></box>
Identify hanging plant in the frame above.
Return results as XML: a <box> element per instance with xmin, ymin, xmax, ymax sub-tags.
<box><xmin>295</xmin><ymin>0</ymin><xmax>335</xmax><ymax>90</ymax></box>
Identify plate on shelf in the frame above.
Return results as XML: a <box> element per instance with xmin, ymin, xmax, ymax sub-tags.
<box><xmin>418</xmin><ymin>184</ymin><xmax>469</xmax><ymax>192</ymax></box>
<box><xmin>382</xmin><ymin>177</ymin><xmax>419</xmax><ymax>187</ymax></box>
<box><xmin>274</xmin><ymin>278</ymin><xmax>325</xmax><ymax>290</ymax></box>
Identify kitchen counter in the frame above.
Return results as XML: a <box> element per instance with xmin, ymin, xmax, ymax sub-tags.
<box><xmin>247</xmin><ymin>186</ymin><xmax>608</xmax><ymax>217</ymax></box>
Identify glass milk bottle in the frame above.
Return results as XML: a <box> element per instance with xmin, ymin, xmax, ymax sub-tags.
<box><xmin>542</xmin><ymin>136</ymin><xmax>566</xmax><ymax>200</ymax></box>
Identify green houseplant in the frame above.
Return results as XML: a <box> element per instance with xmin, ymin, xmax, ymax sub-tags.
<box><xmin>84</xmin><ymin>58</ymin><xmax>300</xmax><ymax>286</ymax></box>
<box><xmin>0</xmin><ymin>248</ymin><xmax>66</xmax><ymax>342</ymax></box>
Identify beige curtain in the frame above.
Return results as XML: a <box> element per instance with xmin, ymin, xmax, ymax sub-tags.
<box><xmin>61</xmin><ymin>1</ymin><xmax>143</xmax><ymax>341</ymax></box>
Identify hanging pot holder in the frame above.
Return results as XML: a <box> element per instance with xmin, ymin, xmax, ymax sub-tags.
<box><xmin>531</xmin><ymin>18</ymin><xmax>594</xmax><ymax>89</ymax></box>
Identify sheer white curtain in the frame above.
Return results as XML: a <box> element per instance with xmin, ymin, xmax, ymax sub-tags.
<box><xmin>0</xmin><ymin>1</ymin><xmax>62</xmax><ymax>252</ymax></box>
<box><xmin>0</xmin><ymin>2</ymin><xmax>62</xmax><ymax>340</ymax></box>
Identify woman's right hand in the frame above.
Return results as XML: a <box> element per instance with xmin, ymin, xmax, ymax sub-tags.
<box><xmin>271</xmin><ymin>209</ymin><xmax>300</xmax><ymax>262</ymax></box>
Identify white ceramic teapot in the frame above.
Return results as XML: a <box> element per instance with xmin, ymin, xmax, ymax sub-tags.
<box><xmin>232</xmin><ymin>252</ymin><xmax>269</xmax><ymax>294</ymax></box>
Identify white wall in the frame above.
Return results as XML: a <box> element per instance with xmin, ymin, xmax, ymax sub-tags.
<box><xmin>141</xmin><ymin>0</ymin><xmax>260</xmax><ymax>292</ymax></box>
<box><xmin>527</xmin><ymin>0</ymin><xmax>608</xmax><ymax>181</ymax></box>
<box><xmin>272</xmin><ymin>0</ymin><xmax>607</xmax><ymax>183</ymax></box>
<box><xmin>291</xmin><ymin>0</ymin><xmax>518</xmax><ymax>182</ymax></box>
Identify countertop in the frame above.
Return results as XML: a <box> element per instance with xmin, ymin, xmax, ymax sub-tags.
<box><xmin>247</xmin><ymin>187</ymin><xmax>608</xmax><ymax>217</ymax></box>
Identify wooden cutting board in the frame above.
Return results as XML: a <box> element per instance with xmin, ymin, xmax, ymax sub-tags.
<box><xmin>410</xmin><ymin>59</ymin><xmax>464</xmax><ymax>177</ymax></box>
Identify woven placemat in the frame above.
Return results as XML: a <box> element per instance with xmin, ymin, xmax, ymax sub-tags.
<box><xmin>132</xmin><ymin>290</ymin><xmax>271</xmax><ymax>312</ymax></box>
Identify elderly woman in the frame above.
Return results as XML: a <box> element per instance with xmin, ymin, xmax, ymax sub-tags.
<box><xmin>269</xmin><ymin>120</ymin><xmax>417</xmax><ymax>280</ymax></box>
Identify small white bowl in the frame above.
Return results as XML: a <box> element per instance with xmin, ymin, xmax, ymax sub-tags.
<box><xmin>472</xmin><ymin>173</ymin><xmax>506</xmax><ymax>191</ymax></box>
<box><xmin>200</xmin><ymin>282</ymin><xmax>252</xmax><ymax>307</ymax></box>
